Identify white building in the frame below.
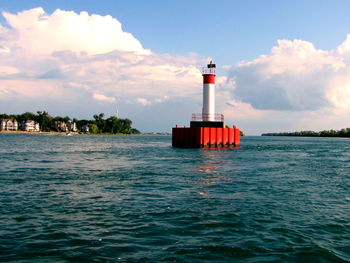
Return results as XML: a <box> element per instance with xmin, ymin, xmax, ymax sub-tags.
<box><xmin>22</xmin><ymin>120</ymin><xmax>40</xmax><ymax>132</ymax></box>
<box><xmin>67</xmin><ymin>120</ymin><xmax>77</xmax><ymax>132</ymax></box>
<box><xmin>55</xmin><ymin>121</ymin><xmax>67</xmax><ymax>132</ymax></box>
<box><xmin>81</xmin><ymin>124</ymin><xmax>89</xmax><ymax>133</ymax></box>
<box><xmin>0</xmin><ymin>119</ymin><xmax>18</xmax><ymax>131</ymax></box>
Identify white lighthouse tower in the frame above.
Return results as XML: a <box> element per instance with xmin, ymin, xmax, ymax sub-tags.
<box><xmin>190</xmin><ymin>61</ymin><xmax>224</xmax><ymax>128</ymax></box>
<box><xmin>202</xmin><ymin>61</ymin><xmax>216</xmax><ymax>121</ymax></box>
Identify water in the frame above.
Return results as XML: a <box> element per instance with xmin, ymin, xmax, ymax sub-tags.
<box><xmin>0</xmin><ymin>134</ymin><xmax>349</xmax><ymax>262</ymax></box>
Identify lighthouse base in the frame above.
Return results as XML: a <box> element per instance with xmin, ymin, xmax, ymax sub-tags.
<box><xmin>172</xmin><ymin>126</ymin><xmax>240</xmax><ymax>148</ymax></box>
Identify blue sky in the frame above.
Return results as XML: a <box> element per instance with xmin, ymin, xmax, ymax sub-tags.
<box><xmin>1</xmin><ymin>1</ymin><xmax>350</xmax><ymax>134</ymax></box>
<box><xmin>3</xmin><ymin>0</ymin><xmax>350</xmax><ymax>66</ymax></box>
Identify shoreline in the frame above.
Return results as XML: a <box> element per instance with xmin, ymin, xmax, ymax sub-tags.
<box><xmin>0</xmin><ymin>131</ymin><xmax>171</xmax><ymax>135</ymax></box>
<box><xmin>0</xmin><ymin>131</ymin><xmax>79</xmax><ymax>135</ymax></box>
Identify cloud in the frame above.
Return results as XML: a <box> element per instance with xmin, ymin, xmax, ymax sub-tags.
<box><xmin>0</xmin><ymin>46</ymin><xmax>10</xmax><ymax>53</ymax></box>
<box><xmin>218</xmin><ymin>40</ymin><xmax>350</xmax><ymax>134</ymax></box>
<box><xmin>2</xmin><ymin>7</ymin><xmax>150</xmax><ymax>55</ymax></box>
<box><xmin>136</xmin><ymin>98</ymin><xmax>151</xmax><ymax>106</ymax></box>
<box><xmin>0</xmin><ymin>65</ymin><xmax>19</xmax><ymax>75</ymax></box>
<box><xmin>92</xmin><ymin>93</ymin><xmax>116</xmax><ymax>102</ymax></box>
<box><xmin>155</xmin><ymin>95</ymin><xmax>169</xmax><ymax>103</ymax></box>
<box><xmin>228</xmin><ymin>38</ymin><xmax>350</xmax><ymax>112</ymax></box>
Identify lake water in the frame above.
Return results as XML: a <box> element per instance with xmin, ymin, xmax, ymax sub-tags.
<box><xmin>0</xmin><ymin>134</ymin><xmax>349</xmax><ymax>262</ymax></box>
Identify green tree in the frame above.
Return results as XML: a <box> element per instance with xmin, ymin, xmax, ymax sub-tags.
<box><xmin>93</xmin><ymin>113</ymin><xmax>106</xmax><ymax>133</ymax></box>
<box><xmin>36</xmin><ymin>111</ymin><xmax>52</xmax><ymax>132</ymax></box>
<box><xmin>106</xmin><ymin>116</ymin><xmax>122</xmax><ymax>134</ymax></box>
<box><xmin>0</xmin><ymin>113</ymin><xmax>10</xmax><ymax>119</ymax></box>
<box><xmin>130</xmin><ymin>128</ymin><xmax>141</xmax><ymax>134</ymax></box>
<box><xmin>1</xmin><ymin>111</ymin><xmax>141</xmax><ymax>134</ymax></box>
<box><xmin>120</xmin><ymin>118</ymin><xmax>132</xmax><ymax>133</ymax></box>
<box><xmin>17</xmin><ymin>112</ymin><xmax>36</xmax><ymax>122</ymax></box>
<box><xmin>76</xmin><ymin>119</ymin><xmax>89</xmax><ymax>131</ymax></box>
<box><xmin>15</xmin><ymin>112</ymin><xmax>36</xmax><ymax>130</ymax></box>
<box><xmin>89</xmin><ymin>124</ymin><xmax>99</xmax><ymax>134</ymax></box>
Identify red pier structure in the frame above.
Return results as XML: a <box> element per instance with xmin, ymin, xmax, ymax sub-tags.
<box><xmin>172</xmin><ymin>62</ymin><xmax>241</xmax><ymax>148</ymax></box>
<box><xmin>172</xmin><ymin>126</ymin><xmax>240</xmax><ymax>148</ymax></box>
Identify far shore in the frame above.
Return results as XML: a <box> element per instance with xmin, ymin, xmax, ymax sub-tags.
<box><xmin>0</xmin><ymin>131</ymin><xmax>171</xmax><ymax>135</ymax></box>
<box><xmin>0</xmin><ymin>130</ymin><xmax>80</xmax><ymax>135</ymax></box>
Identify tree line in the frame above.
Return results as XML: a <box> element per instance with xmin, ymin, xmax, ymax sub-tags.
<box><xmin>262</xmin><ymin>128</ymin><xmax>350</xmax><ymax>137</ymax></box>
<box><xmin>0</xmin><ymin>111</ymin><xmax>140</xmax><ymax>134</ymax></box>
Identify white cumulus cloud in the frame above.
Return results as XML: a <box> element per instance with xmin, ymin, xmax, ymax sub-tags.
<box><xmin>136</xmin><ymin>98</ymin><xmax>152</xmax><ymax>106</ymax></box>
<box><xmin>2</xmin><ymin>7</ymin><xmax>150</xmax><ymax>55</ymax></box>
<box><xmin>92</xmin><ymin>93</ymin><xmax>116</xmax><ymax>102</ymax></box>
<box><xmin>228</xmin><ymin>38</ymin><xmax>350</xmax><ymax>112</ymax></box>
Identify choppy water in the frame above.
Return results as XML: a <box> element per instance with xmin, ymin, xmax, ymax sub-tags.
<box><xmin>0</xmin><ymin>134</ymin><xmax>349</xmax><ymax>262</ymax></box>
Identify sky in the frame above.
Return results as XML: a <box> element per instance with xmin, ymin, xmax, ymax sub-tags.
<box><xmin>1</xmin><ymin>0</ymin><xmax>350</xmax><ymax>134</ymax></box>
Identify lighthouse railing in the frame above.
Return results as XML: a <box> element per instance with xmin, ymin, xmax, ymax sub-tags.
<box><xmin>201</xmin><ymin>67</ymin><xmax>216</xmax><ymax>75</ymax></box>
<box><xmin>191</xmin><ymin>113</ymin><xmax>224</xmax><ymax>122</ymax></box>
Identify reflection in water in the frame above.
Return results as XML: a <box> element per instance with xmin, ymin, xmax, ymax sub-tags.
<box><xmin>199</xmin><ymin>192</ymin><xmax>210</xmax><ymax>198</ymax></box>
<box><xmin>198</xmin><ymin>165</ymin><xmax>219</xmax><ymax>173</ymax></box>
<box><xmin>195</xmin><ymin>150</ymin><xmax>238</xmax><ymax>199</ymax></box>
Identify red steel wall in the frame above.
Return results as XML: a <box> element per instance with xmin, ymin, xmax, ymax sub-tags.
<box><xmin>172</xmin><ymin>127</ymin><xmax>240</xmax><ymax>148</ymax></box>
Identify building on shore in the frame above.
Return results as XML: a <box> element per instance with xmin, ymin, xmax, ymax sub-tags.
<box><xmin>54</xmin><ymin>120</ymin><xmax>77</xmax><ymax>132</ymax></box>
<box><xmin>0</xmin><ymin>119</ymin><xmax>18</xmax><ymax>131</ymax></box>
<box><xmin>81</xmin><ymin>124</ymin><xmax>89</xmax><ymax>133</ymax></box>
<box><xmin>67</xmin><ymin>120</ymin><xmax>77</xmax><ymax>132</ymax></box>
<box><xmin>55</xmin><ymin>121</ymin><xmax>67</xmax><ymax>132</ymax></box>
<box><xmin>21</xmin><ymin>120</ymin><xmax>40</xmax><ymax>132</ymax></box>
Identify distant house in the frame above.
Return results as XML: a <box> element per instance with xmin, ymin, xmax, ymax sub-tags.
<box><xmin>81</xmin><ymin>124</ymin><xmax>89</xmax><ymax>133</ymax></box>
<box><xmin>21</xmin><ymin>120</ymin><xmax>40</xmax><ymax>132</ymax></box>
<box><xmin>0</xmin><ymin>119</ymin><xmax>18</xmax><ymax>131</ymax></box>
<box><xmin>55</xmin><ymin>121</ymin><xmax>67</xmax><ymax>132</ymax></box>
<box><xmin>67</xmin><ymin>120</ymin><xmax>77</xmax><ymax>132</ymax></box>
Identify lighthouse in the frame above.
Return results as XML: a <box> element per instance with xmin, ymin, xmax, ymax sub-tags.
<box><xmin>172</xmin><ymin>61</ymin><xmax>240</xmax><ymax>148</ymax></box>
<box><xmin>191</xmin><ymin>61</ymin><xmax>224</xmax><ymax>128</ymax></box>
<box><xmin>202</xmin><ymin>61</ymin><xmax>216</xmax><ymax>121</ymax></box>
